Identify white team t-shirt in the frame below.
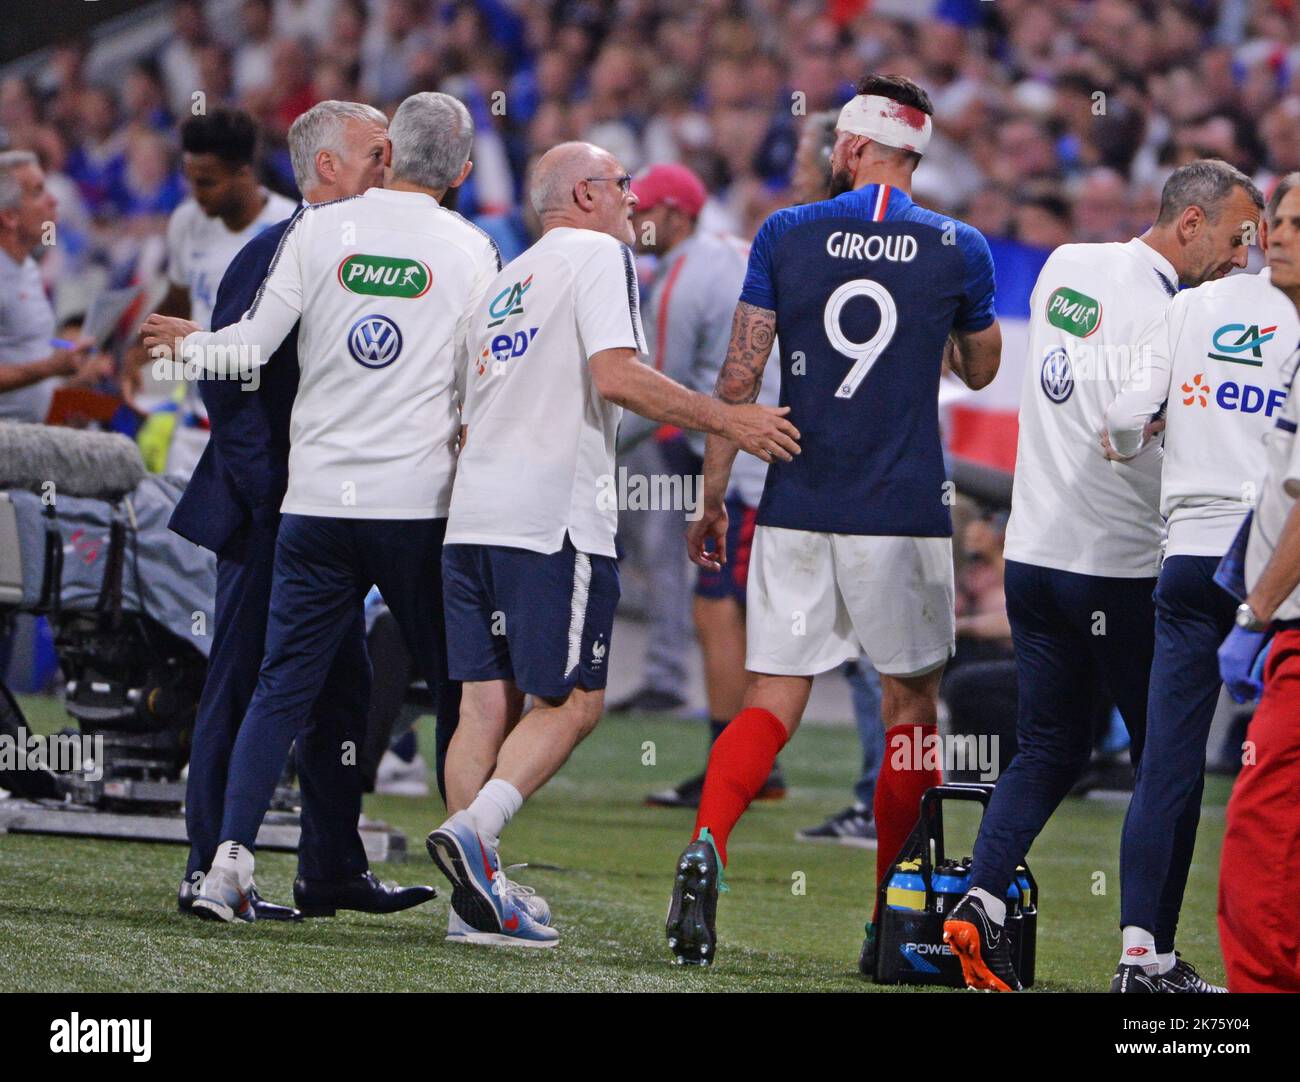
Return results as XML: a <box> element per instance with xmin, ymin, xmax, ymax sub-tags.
<box><xmin>1003</xmin><ymin>238</ymin><xmax>1176</xmax><ymax>578</ymax></box>
<box><xmin>180</xmin><ymin>187</ymin><xmax>501</xmax><ymax>519</ymax></box>
<box><xmin>166</xmin><ymin>190</ymin><xmax>297</xmax><ymax>330</ymax></box>
<box><xmin>447</xmin><ymin>227</ymin><xmax>647</xmax><ymax>557</ymax></box>
<box><xmin>156</xmin><ymin>190</ymin><xmax>296</xmax><ymax>475</ymax></box>
<box><xmin>1246</xmin><ymin>348</ymin><xmax>1300</xmax><ymax>620</ymax></box>
<box><xmin>1106</xmin><ymin>268</ymin><xmax>1299</xmax><ymax>558</ymax></box>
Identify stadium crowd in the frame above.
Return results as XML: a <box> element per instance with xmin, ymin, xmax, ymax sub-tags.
<box><xmin>7</xmin><ymin>0</ymin><xmax>1299</xmax><ymax>720</ymax></box>
<box><xmin>3</xmin><ymin>0</ymin><xmax>1300</xmax><ymax>321</ymax></box>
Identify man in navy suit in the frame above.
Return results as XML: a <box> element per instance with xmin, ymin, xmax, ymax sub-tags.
<box><xmin>170</xmin><ymin>101</ymin><xmax>437</xmax><ymax>920</ymax></box>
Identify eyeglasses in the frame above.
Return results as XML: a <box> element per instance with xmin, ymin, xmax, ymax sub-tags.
<box><xmin>585</xmin><ymin>174</ymin><xmax>633</xmax><ymax>194</ymax></box>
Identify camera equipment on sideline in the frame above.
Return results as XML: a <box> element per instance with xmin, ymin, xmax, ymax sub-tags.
<box><xmin>0</xmin><ymin>422</ymin><xmax>210</xmax><ymax>808</ymax></box>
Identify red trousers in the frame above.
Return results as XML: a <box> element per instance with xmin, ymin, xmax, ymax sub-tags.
<box><xmin>1218</xmin><ymin>627</ymin><xmax>1300</xmax><ymax>992</ymax></box>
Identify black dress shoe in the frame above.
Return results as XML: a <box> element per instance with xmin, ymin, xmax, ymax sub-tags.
<box><xmin>293</xmin><ymin>870</ymin><xmax>437</xmax><ymax>917</ymax></box>
<box><xmin>177</xmin><ymin>878</ymin><xmax>303</xmax><ymax>922</ymax></box>
<box><xmin>247</xmin><ymin>887</ymin><xmax>304</xmax><ymax>922</ymax></box>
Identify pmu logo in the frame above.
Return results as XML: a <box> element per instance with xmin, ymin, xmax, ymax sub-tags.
<box><xmin>337</xmin><ymin>254</ymin><xmax>431</xmax><ymax>298</ymax></box>
<box><xmin>348</xmin><ymin>315</ymin><xmax>402</xmax><ymax>368</ymax></box>
<box><xmin>1039</xmin><ymin>347</ymin><xmax>1073</xmax><ymax>403</ymax></box>
<box><xmin>476</xmin><ymin>327</ymin><xmax>539</xmax><ymax>375</ymax></box>
<box><xmin>1208</xmin><ymin>322</ymin><xmax>1277</xmax><ymax>366</ymax></box>
<box><xmin>1045</xmin><ymin>286</ymin><xmax>1101</xmax><ymax>338</ymax></box>
<box><xmin>1181</xmin><ymin>372</ymin><xmax>1286</xmax><ymax>416</ymax></box>
<box><xmin>487</xmin><ymin>274</ymin><xmax>533</xmax><ymax>327</ymax></box>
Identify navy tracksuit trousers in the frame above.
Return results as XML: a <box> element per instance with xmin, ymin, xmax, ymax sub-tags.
<box><xmin>218</xmin><ymin>514</ymin><xmax>459</xmax><ymax>853</ymax></box>
<box><xmin>970</xmin><ymin>559</ymin><xmax>1156</xmax><ymax>898</ymax></box>
<box><xmin>1120</xmin><ymin>554</ymin><xmax>1236</xmax><ymax>951</ymax></box>
<box><xmin>186</xmin><ymin>517</ymin><xmax>371</xmax><ymax>882</ymax></box>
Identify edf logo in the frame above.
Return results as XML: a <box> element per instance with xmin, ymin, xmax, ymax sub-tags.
<box><xmin>477</xmin><ymin>327</ymin><xmax>539</xmax><ymax>375</ymax></box>
<box><xmin>348</xmin><ymin>315</ymin><xmax>402</xmax><ymax>368</ymax></box>
<box><xmin>1182</xmin><ymin>373</ymin><xmax>1286</xmax><ymax>416</ymax></box>
<box><xmin>490</xmin><ymin>327</ymin><xmax>539</xmax><ymax>362</ymax></box>
<box><xmin>1215</xmin><ymin>380</ymin><xmax>1286</xmax><ymax>415</ymax></box>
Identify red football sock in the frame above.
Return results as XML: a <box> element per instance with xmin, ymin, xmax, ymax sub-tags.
<box><xmin>693</xmin><ymin>706</ymin><xmax>790</xmax><ymax>865</ymax></box>
<box><xmin>873</xmin><ymin>723</ymin><xmax>942</xmax><ymax>915</ymax></box>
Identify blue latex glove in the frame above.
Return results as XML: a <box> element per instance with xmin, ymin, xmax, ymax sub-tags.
<box><xmin>1218</xmin><ymin>626</ymin><xmax>1268</xmax><ymax>703</ymax></box>
<box><xmin>1250</xmin><ymin>634</ymin><xmax>1271</xmax><ymax>685</ymax></box>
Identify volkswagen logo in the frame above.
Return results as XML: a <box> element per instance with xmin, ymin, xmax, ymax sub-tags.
<box><xmin>1040</xmin><ymin>346</ymin><xmax>1073</xmax><ymax>403</ymax></box>
<box><xmin>348</xmin><ymin>314</ymin><xmax>403</xmax><ymax>369</ymax></box>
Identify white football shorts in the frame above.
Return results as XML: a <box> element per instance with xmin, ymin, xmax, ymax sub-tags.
<box><xmin>745</xmin><ymin>526</ymin><xmax>956</xmax><ymax>678</ymax></box>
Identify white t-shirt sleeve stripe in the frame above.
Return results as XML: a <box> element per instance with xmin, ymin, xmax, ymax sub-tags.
<box><xmin>620</xmin><ymin>243</ymin><xmax>647</xmax><ymax>353</ymax></box>
<box><xmin>574</xmin><ymin>240</ymin><xmax>646</xmax><ymax>359</ymax></box>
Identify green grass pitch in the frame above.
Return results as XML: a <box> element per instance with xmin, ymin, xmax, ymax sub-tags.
<box><xmin>0</xmin><ymin>693</ymin><xmax>1230</xmax><ymax>992</ymax></box>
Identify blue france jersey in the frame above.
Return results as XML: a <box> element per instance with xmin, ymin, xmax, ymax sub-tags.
<box><xmin>741</xmin><ymin>184</ymin><xmax>995</xmax><ymax>537</ymax></box>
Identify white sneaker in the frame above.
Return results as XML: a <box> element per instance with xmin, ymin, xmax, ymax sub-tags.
<box><xmin>375</xmin><ymin>750</ymin><xmax>430</xmax><ymax>796</ymax></box>
<box><xmin>190</xmin><ymin>841</ymin><xmax>254</xmax><ymax>923</ymax></box>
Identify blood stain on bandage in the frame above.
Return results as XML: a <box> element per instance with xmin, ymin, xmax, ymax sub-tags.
<box><xmin>884</xmin><ymin>101</ymin><xmax>928</xmax><ymax>131</ymax></box>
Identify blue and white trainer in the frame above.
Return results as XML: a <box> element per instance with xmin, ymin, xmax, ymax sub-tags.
<box><xmin>500</xmin><ymin>864</ymin><xmax>551</xmax><ymax>927</ymax></box>
<box><xmin>443</xmin><ymin>865</ymin><xmax>552</xmax><ymax>943</ymax></box>
<box><xmin>445</xmin><ymin>900</ymin><xmax>553</xmax><ymax>947</ymax></box>
<box><xmin>426</xmin><ymin>812</ymin><xmax>558</xmax><ymax>948</ymax></box>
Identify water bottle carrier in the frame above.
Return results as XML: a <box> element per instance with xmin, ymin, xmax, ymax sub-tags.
<box><xmin>868</xmin><ymin>783</ymin><xmax>1038</xmax><ymax>987</ymax></box>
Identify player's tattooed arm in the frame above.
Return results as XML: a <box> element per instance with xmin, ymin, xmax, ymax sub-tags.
<box><xmin>685</xmin><ymin>302</ymin><xmax>794</xmax><ymax>569</ymax></box>
<box><xmin>693</xmin><ymin>302</ymin><xmax>784</xmax><ymax>530</ymax></box>
<box><xmin>716</xmin><ymin>302</ymin><xmax>777</xmax><ymax>404</ymax></box>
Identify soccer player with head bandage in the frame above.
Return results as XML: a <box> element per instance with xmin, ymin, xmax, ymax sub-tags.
<box><xmin>663</xmin><ymin>74</ymin><xmax>1003</xmax><ymax>969</ymax></box>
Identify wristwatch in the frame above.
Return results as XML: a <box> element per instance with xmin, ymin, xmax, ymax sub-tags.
<box><xmin>1235</xmin><ymin>602</ymin><xmax>1268</xmax><ymax>632</ymax></box>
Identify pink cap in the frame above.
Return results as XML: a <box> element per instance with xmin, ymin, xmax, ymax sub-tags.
<box><xmin>630</xmin><ymin>163</ymin><xmax>708</xmax><ymax>218</ymax></box>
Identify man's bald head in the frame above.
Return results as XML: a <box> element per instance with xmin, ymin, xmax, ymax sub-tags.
<box><xmin>529</xmin><ymin>140</ymin><xmax>637</xmax><ymax>245</ymax></box>
<box><xmin>529</xmin><ymin>142</ymin><xmax>607</xmax><ymax>215</ymax></box>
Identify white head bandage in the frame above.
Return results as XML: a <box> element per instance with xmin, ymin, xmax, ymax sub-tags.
<box><xmin>836</xmin><ymin>94</ymin><xmax>932</xmax><ymax>154</ymax></box>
